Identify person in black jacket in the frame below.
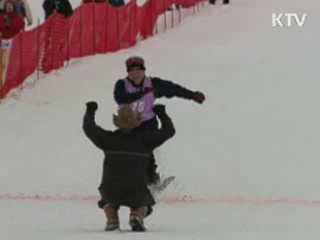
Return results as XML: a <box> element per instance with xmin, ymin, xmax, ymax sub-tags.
<box><xmin>108</xmin><ymin>0</ymin><xmax>125</xmax><ymax>8</ymax></box>
<box><xmin>83</xmin><ymin>102</ymin><xmax>175</xmax><ymax>232</ymax></box>
<box><xmin>113</xmin><ymin>56</ymin><xmax>205</xmax><ymax>185</ymax></box>
<box><xmin>209</xmin><ymin>0</ymin><xmax>229</xmax><ymax>4</ymax></box>
<box><xmin>42</xmin><ymin>0</ymin><xmax>73</xmax><ymax>20</ymax></box>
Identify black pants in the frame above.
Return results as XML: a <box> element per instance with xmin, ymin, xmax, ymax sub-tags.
<box><xmin>98</xmin><ymin>189</ymin><xmax>155</xmax><ymax>209</ymax></box>
<box><xmin>139</xmin><ymin>117</ymin><xmax>160</xmax><ymax>184</ymax></box>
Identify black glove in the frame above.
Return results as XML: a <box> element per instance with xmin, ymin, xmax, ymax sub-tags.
<box><xmin>153</xmin><ymin>104</ymin><xmax>166</xmax><ymax>115</ymax></box>
<box><xmin>148</xmin><ymin>171</ymin><xmax>160</xmax><ymax>185</ymax></box>
<box><xmin>141</xmin><ymin>87</ymin><xmax>156</xmax><ymax>96</ymax></box>
<box><xmin>192</xmin><ymin>91</ymin><xmax>205</xmax><ymax>104</ymax></box>
<box><xmin>86</xmin><ymin>101</ymin><xmax>98</xmax><ymax>113</ymax></box>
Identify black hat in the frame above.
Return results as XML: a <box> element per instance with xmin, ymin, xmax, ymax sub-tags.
<box><xmin>126</xmin><ymin>56</ymin><xmax>146</xmax><ymax>72</ymax></box>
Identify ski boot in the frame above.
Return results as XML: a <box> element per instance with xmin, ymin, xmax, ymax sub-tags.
<box><xmin>104</xmin><ymin>222</ymin><xmax>119</xmax><ymax>231</ymax></box>
<box><xmin>129</xmin><ymin>214</ymin><xmax>146</xmax><ymax>232</ymax></box>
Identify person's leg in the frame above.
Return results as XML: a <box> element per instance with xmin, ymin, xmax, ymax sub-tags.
<box><xmin>129</xmin><ymin>207</ymin><xmax>148</xmax><ymax>232</ymax></box>
<box><xmin>98</xmin><ymin>189</ymin><xmax>120</xmax><ymax>231</ymax></box>
<box><xmin>140</xmin><ymin>118</ymin><xmax>161</xmax><ymax>185</ymax></box>
<box><xmin>145</xmin><ymin>189</ymin><xmax>155</xmax><ymax>218</ymax></box>
<box><xmin>148</xmin><ymin>152</ymin><xmax>160</xmax><ymax>185</ymax></box>
<box><xmin>97</xmin><ymin>189</ymin><xmax>109</xmax><ymax>209</ymax></box>
<box><xmin>104</xmin><ymin>204</ymin><xmax>120</xmax><ymax>231</ymax></box>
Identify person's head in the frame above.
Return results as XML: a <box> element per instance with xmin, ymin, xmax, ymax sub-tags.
<box><xmin>126</xmin><ymin>56</ymin><xmax>146</xmax><ymax>85</ymax></box>
<box><xmin>4</xmin><ymin>0</ymin><xmax>15</xmax><ymax>13</ymax></box>
<box><xmin>113</xmin><ymin>104</ymin><xmax>142</xmax><ymax>132</ymax></box>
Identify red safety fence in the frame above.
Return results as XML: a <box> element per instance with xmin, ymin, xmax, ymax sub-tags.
<box><xmin>0</xmin><ymin>0</ymin><xmax>204</xmax><ymax>99</ymax></box>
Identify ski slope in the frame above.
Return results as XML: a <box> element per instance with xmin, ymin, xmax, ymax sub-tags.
<box><xmin>1</xmin><ymin>0</ymin><xmax>320</xmax><ymax>239</ymax></box>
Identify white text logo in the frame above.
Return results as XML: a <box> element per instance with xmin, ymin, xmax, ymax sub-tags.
<box><xmin>272</xmin><ymin>13</ymin><xmax>307</xmax><ymax>27</ymax></box>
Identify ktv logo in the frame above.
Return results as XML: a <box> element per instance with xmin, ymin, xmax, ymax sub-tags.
<box><xmin>272</xmin><ymin>13</ymin><xmax>307</xmax><ymax>27</ymax></box>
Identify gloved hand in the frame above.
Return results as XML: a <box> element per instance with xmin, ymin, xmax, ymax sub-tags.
<box><xmin>86</xmin><ymin>101</ymin><xmax>98</xmax><ymax>113</ymax></box>
<box><xmin>148</xmin><ymin>172</ymin><xmax>160</xmax><ymax>185</ymax></box>
<box><xmin>142</xmin><ymin>87</ymin><xmax>156</xmax><ymax>96</ymax></box>
<box><xmin>192</xmin><ymin>91</ymin><xmax>205</xmax><ymax>104</ymax></box>
<box><xmin>153</xmin><ymin>104</ymin><xmax>166</xmax><ymax>115</ymax></box>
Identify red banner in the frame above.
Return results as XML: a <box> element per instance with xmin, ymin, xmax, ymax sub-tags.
<box><xmin>41</xmin><ymin>14</ymin><xmax>69</xmax><ymax>73</ymax></box>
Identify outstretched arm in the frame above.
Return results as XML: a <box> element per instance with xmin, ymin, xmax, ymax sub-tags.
<box><xmin>152</xmin><ymin>77</ymin><xmax>205</xmax><ymax>104</ymax></box>
<box><xmin>82</xmin><ymin>102</ymin><xmax>111</xmax><ymax>150</ymax></box>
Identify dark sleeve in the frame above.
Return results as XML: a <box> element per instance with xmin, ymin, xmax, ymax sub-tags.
<box><xmin>82</xmin><ymin>109</ymin><xmax>112</xmax><ymax>150</ymax></box>
<box><xmin>152</xmin><ymin>77</ymin><xmax>194</xmax><ymax>100</ymax></box>
<box><xmin>113</xmin><ymin>79</ymin><xmax>144</xmax><ymax>104</ymax></box>
<box><xmin>144</xmin><ymin>112</ymin><xmax>175</xmax><ymax>150</ymax></box>
<box><xmin>63</xmin><ymin>1</ymin><xmax>73</xmax><ymax>17</ymax></box>
<box><xmin>43</xmin><ymin>0</ymin><xmax>54</xmax><ymax>19</ymax></box>
<box><xmin>65</xmin><ymin>1</ymin><xmax>73</xmax><ymax>17</ymax></box>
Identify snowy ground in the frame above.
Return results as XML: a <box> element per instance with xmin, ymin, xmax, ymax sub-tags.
<box><xmin>1</xmin><ymin>0</ymin><xmax>320</xmax><ymax>239</ymax></box>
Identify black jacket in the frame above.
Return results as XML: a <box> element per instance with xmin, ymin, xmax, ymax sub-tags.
<box><xmin>43</xmin><ymin>0</ymin><xmax>73</xmax><ymax>20</ymax></box>
<box><xmin>82</xmin><ymin>108</ymin><xmax>175</xmax><ymax>208</ymax></box>
<box><xmin>114</xmin><ymin>77</ymin><xmax>195</xmax><ymax>105</ymax></box>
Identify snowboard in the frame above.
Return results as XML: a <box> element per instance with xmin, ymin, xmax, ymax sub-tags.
<box><xmin>150</xmin><ymin>176</ymin><xmax>175</xmax><ymax>194</ymax></box>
